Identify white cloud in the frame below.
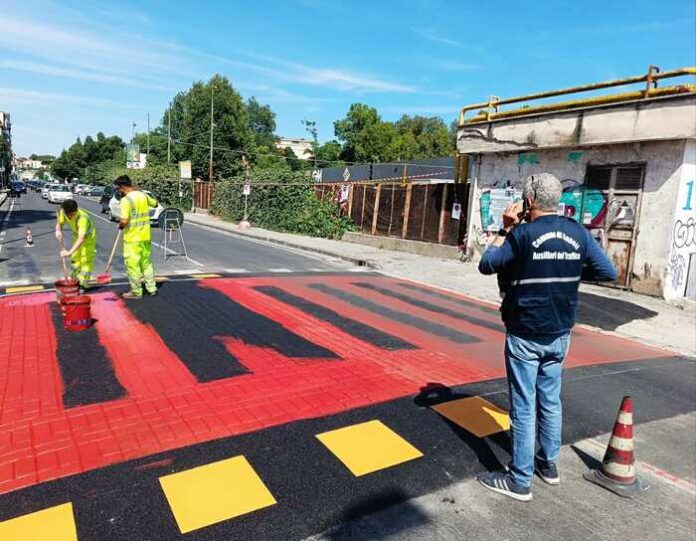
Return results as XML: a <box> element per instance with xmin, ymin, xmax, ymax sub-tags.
<box><xmin>412</xmin><ymin>27</ymin><xmax>464</xmax><ymax>48</ymax></box>
<box><xmin>435</xmin><ymin>60</ymin><xmax>481</xmax><ymax>72</ymax></box>
<box><xmin>0</xmin><ymin>60</ymin><xmax>176</xmax><ymax>92</ymax></box>
<box><xmin>0</xmin><ymin>87</ymin><xmax>138</xmax><ymax>109</ymax></box>
<box><xmin>225</xmin><ymin>53</ymin><xmax>417</xmax><ymax>93</ymax></box>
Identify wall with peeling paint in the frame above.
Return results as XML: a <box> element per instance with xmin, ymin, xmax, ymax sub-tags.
<box><xmin>467</xmin><ymin>140</ymin><xmax>689</xmax><ymax>298</ymax></box>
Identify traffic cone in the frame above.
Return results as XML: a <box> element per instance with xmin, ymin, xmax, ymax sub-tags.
<box><xmin>583</xmin><ymin>396</ymin><xmax>648</xmax><ymax>498</ymax></box>
<box><xmin>25</xmin><ymin>227</ymin><xmax>34</xmax><ymax>247</ymax></box>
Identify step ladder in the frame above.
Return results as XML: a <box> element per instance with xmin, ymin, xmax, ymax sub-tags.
<box><xmin>159</xmin><ymin>209</ymin><xmax>189</xmax><ymax>262</ymax></box>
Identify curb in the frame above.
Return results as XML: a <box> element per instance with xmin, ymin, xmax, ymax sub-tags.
<box><xmin>185</xmin><ymin>215</ymin><xmax>379</xmax><ymax>269</ymax></box>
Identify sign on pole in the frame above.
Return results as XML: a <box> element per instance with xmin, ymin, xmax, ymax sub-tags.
<box><xmin>342</xmin><ymin>167</ymin><xmax>350</xmax><ymax>182</ymax></box>
<box><xmin>179</xmin><ymin>160</ymin><xmax>192</xmax><ymax>179</ymax></box>
<box><xmin>243</xmin><ymin>184</ymin><xmax>251</xmax><ymax>196</ymax></box>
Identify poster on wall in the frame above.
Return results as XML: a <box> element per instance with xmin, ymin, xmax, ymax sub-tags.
<box><xmin>480</xmin><ymin>188</ymin><xmax>523</xmax><ymax>232</ymax></box>
<box><xmin>452</xmin><ymin>203</ymin><xmax>462</xmax><ymax>220</ymax></box>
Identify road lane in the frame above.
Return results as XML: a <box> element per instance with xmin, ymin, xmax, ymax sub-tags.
<box><xmin>0</xmin><ymin>191</ymin><xmax>348</xmax><ymax>285</ymax></box>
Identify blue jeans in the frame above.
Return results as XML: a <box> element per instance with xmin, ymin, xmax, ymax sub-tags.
<box><xmin>505</xmin><ymin>332</ymin><xmax>571</xmax><ymax>487</ymax></box>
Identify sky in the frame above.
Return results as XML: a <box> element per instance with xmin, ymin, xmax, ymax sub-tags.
<box><xmin>1</xmin><ymin>0</ymin><xmax>695</xmax><ymax>157</ymax></box>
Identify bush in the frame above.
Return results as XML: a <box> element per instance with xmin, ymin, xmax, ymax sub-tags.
<box><xmin>99</xmin><ymin>165</ymin><xmax>192</xmax><ymax>210</ymax></box>
<box><xmin>210</xmin><ymin>170</ymin><xmax>353</xmax><ymax>239</ymax></box>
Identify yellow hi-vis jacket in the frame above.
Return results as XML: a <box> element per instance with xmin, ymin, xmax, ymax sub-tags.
<box><xmin>120</xmin><ymin>190</ymin><xmax>158</xmax><ymax>243</ymax></box>
<box><xmin>59</xmin><ymin>208</ymin><xmax>97</xmax><ymax>245</ymax></box>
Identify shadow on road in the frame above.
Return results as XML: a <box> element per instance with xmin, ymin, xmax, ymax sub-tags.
<box><xmin>414</xmin><ymin>382</ymin><xmax>511</xmax><ymax>472</ymax></box>
<box><xmin>576</xmin><ymin>292</ymin><xmax>658</xmax><ymax>331</ymax></box>
<box><xmin>320</xmin><ymin>489</ymin><xmax>430</xmax><ymax>540</ymax></box>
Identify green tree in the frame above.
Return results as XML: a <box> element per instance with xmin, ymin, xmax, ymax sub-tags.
<box><xmin>334</xmin><ymin>103</ymin><xmax>396</xmax><ymax>163</ymax></box>
<box><xmin>393</xmin><ymin>115</ymin><xmax>452</xmax><ymax>159</ymax></box>
<box><xmin>314</xmin><ymin>140</ymin><xmax>343</xmax><ymax>167</ymax></box>
<box><xmin>247</xmin><ymin>97</ymin><xmax>277</xmax><ymax>150</ymax></box>
<box><xmin>163</xmin><ymin>75</ymin><xmax>254</xmax><ymax>180</ymax></box>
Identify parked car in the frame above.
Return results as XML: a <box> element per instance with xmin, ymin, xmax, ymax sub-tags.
<box><xmin>85</xmin><ymin>186</ymin><xmax>104</xmax><ymax>197</ymax></box>
<box><xmin>72</xmin><ymin>184</ymin><xmax>89</xmax><ymax>194</ymax></box>
<box><xmin>100</xmin><ymin>186</ymin><xmax>115</xmax><ymax>213</ymax></box>
<box><xmin>41</xmin><ymin>183</ymin><xmax>53</xmax><ymax>199</ymax></box>
<box><xmin>108</xmin><ymin>190</ymin><xmax>183</xmax><ymax>228</ymax></box>
<box><xmin>48</xmin><ymin>184</ymin><xmax>74</xmax><ymax>204</ymax></box>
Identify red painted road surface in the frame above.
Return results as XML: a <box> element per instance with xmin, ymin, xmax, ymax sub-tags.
<box><xmin>0</xmin><ymin>275</ymin><xmax>672</xmax><ymax>495</ymax></box>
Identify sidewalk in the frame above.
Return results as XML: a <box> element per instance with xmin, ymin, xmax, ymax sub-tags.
<box><xmin>306</xmin><ymin>413</ymin><xmax>696</xmax><ymax>541</ymax></box>
<box><xmin>184</xmin><ymin>212</ymin><xmax>696</xmax><ymax>357</ymax></box>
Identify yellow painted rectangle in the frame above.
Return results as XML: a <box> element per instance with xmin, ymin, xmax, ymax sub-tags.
<box><xmin>154</xmin><ymin>275</ymin><xmax>170</xmax><ymax>282</ymax></box>
<box><xmin>5</xmin><ymin>284</ymin><xmax>45</xmax><ymax>294</ymax></box>
<box><xmin>316</xmin><ymin>420</ymin><xmax>423</xmax><ymax>477</ymax></box>
<box><xmin>0</xmin><ymin>502</ymin><xmax>77</xmax><ymax>540</ymax></box>
<box><xmin>192</xmin><ymin>273</ymin><xmax>222</xmax><ymax>279</ymax></box>
<box><xmin>432</xmin><ymin>396</ymin><xmax>510</xmax><ymax>437</ymax></box>
<box><xmin>159</xmin><ymin>455</ymin><xmax>276</xmax><ymax>534</ymax></box>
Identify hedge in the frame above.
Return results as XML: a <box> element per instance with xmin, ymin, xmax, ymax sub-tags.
<box><xmin>210</xmin><ymin>170</ymin><xmax>353</xmax><ymax>239</ymax></box>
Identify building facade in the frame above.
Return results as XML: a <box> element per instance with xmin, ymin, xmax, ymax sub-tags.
<box><xmin>276</xmin><ymin>137</ymin><xmax>313</xmax><ymax>160</ymax></box>
<box><xmin>457</xmin><ymin>67</ymin><xmax>696</xmax><ymax>301</ymax></box>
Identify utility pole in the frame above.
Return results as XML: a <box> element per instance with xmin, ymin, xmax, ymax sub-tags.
<box><xmin>208</xmin><ymin>84</ymin><xmax>214</xmax><ymax>182</ymax></box>
<box><xmin>146</xmin><ymin>113</ymin><xmax>150</xmax><ymax>156</ymax></box>
<box><xmin>131</xmin><ymin>122</ymin><xmax>136</xmax><ymax>144</ymax></box>
<box><xmin>167</xmin><ymin>108</ymin><xmax>171</xmax><ymax>163</ymax></box>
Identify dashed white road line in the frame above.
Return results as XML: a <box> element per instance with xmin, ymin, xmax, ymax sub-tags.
<box><xmin>174</xmin><ymin>269</ymin><xmax>200</xmax><ymax>275</ymax></box>
<box><xmin>268</xmin><ymin>268</ymin><xmax>293</xmax><ymax>273</ymax></box>
<box><xmin>0</xmin><ymin>199</ymin><xmax>16</xmax><ymax>255</ymax></box>
<box><xmin>224</xmin><ymin>268</ymin><xmax>250</xmax><ymax>273</ymax></box>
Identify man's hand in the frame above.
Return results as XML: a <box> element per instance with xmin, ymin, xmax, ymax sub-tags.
<box><xmin>54</xmin><ymin>230</ymin><xmax>63</xmax><ymax>242</ymax></box>
<box><xmin>59</xmin><ymin>249</ymin><xmax>71</xmax><ymax>258</ymax></box>
<box><xmin>502</xmin><ymin>201</ymin><xmax>523</xmax><ymax>230</ymax></box>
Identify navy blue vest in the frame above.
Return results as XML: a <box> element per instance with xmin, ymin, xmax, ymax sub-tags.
<box><xmin>500</xmin><ymin>215</ymin><xmax>590</xmax><ymax>336</ymax></box>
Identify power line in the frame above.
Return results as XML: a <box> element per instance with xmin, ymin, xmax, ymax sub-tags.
<box><xmin>170</xmin><ymin>138</ymin><xmax>456</xmax><ymax>170</ymax></box>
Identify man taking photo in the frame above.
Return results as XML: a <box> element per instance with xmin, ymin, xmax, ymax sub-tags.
<box><xmin>477</xmin><ymin>173</ymin><xmax>617</xmax><ymax>501</ymax></box>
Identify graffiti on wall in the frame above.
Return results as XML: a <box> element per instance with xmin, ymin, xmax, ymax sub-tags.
<box><xmin>665</xmin><ymin>157</ymin><xmax>696</xmax><ymax>299</ymax></box>
<box><xmin>559</xmin><ymin>183</ymin><xmax>608</xmax><ymax>228</ymax></box>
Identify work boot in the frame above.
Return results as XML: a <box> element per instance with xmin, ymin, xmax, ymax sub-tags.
<box><xmin>122</xmin><ymin>291</ymin><xmax>143</xmax><ymax>300</ymax></box>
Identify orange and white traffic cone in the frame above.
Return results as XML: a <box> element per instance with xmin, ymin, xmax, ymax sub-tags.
<box><xmin>583</xmin><ymin>396</ymin><xmax>648</xmax><ymax>498</ymax></box>
<box><xmin>25</xmin><ymin>227</ymin><xmax>34</xmax><ymax>247</ymax></box>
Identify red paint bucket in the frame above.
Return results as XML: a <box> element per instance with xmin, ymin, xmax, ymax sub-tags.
<box><xmin>55</xmin><ymin>278</ymin><xmax>79</xmax><ymax>302</ymax></box>
<box><xmin>60</xmin><ymin>295</ymin><xmax>92</xmax><ymax>332</ymax></box>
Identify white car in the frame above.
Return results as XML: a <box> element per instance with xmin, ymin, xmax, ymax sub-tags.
<box><xmin>48</xmin><ymin>184</ymin><xmax>74</xmax><ymax>204</ymax></box>
<box><xmin>108</xmin><ymin>190</ymin><xmax>184</xmax><ymax>228</ymax></box>
<box><xmin>75</xmin><ymin>184</ymin><xmax>90</xmax><ymax>194</ymax></box>
<box><xmin>41</xmin><ymin>184</ymin><xmax>53</xmax><ymax>199</ymax></box>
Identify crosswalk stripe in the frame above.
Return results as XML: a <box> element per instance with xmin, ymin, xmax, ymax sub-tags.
<box><xmin>224</xmin><ymin>268</ymin><xmax>249</xmax><ymax>273</ymax></box>
<box><xmin>268</xmin><ymin>268</ymin><xmax>292</xmax><ymax>273</ymax></box>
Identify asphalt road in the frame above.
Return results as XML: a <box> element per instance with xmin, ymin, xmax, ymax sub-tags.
<box><xmin>0</xmin><ymin>191</ymin><xmax>348</xmax><ymax>286</ymax></box>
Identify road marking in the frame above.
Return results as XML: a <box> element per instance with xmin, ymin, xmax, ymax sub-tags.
<box><xmin>268</xmin><ymin>268</ymin><xmax>292</xmax><ymax>273</ymax></box>
<box><xmin>81</xmin><ymin>206</ymin><xmax>205</xmax><ymax>267</ymax></box>
<box><xmin>224</xmin><ymin>268</ymin><xmax>249</xmax><ymax>273</ymax></box>
<box><xmin>431</xmin><ymin>396</ymin><xmax>510</xmax><ymax>437</ymax></box>
<box><xmin>191</xmin><ymin>273</ymin><xmax>222</xmax><ymax>279</ymax></box>
<box><xmin>348</xmin><ymin>267</ymin><xmax>371</xmax><ymax>272</ymax></box>
<box><xmin>2</xmin><ymin>279</ymin><xmax>31</xmax><ymax>287</ymax></box>
<box><xmin>159</xmin><ymin>455</ymin><xmax>276</xmax><ymax>534</ymax></box>
<box><xmin>5</xmin><ymin>284</ymin><xmax>45</xmax><ymax>294</ymax></box>
<box><xmin>0</xmin><ymin>199</ymin><xmax>15</xmax><ymax>255</ymax></box>
<box><xmin>175</xmin><ymin>269</ymin><xmax>199</xmax><ymax>275</ymax></box>
<box><xmin>0</xmin><ymin>502</ymin><xmax>77</xmax><ymax>540</ymax></box>
<box><xmin>316</xmin><ymin>420</ymin><xmax>423</xmax><ymax>477</ymax></box>
<box><xmin>151</xmin><ymin>240</ymin><xmax>204</xmax><ymax>267</ymax></box>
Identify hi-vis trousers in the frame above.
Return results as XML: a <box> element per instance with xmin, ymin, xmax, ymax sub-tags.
<box><xmin>123</xmin><ymin>241</ymin><xmax>156</xmax><ymax>296</ymax></box>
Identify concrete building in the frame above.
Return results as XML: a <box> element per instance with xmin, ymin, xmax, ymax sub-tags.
<box><xmin>0</xmin><ymin>111</ymin><xmax>12</xmax><ymax>188</ymax></box>
<box><xmin>276</xmin><ymin>137</ymin><xmax>313</xmax><ymax>160</ymax></box>
<box><xmin>456</xmin><ymin>66</ymin><xmax>696</xmax><ymax>301</ymax></box>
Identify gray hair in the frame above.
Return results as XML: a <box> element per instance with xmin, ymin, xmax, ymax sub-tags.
<box><xmin>524</xmin><ymin>173</ymin><xmax>562</xmax><ymax>211</ymax></box>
